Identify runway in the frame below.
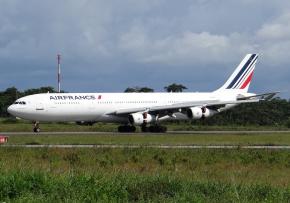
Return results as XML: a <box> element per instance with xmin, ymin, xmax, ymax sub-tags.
<box><xmin>2</xmin><ymin>130</ymin><xmax>290</xmax><ymax>136</ymax></box>
<box><xmin>2</xmin><ymin>131</ymin><xmax>290</xmax><ymax>149</ymax></box>
<box><xmin>2</xmin><ymin>144</ymin><xmax>290</xmax><ymax>149</ymax></box>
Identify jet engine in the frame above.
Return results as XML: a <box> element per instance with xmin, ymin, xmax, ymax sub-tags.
<box><xmin>128</xmin><ymin>112</ymin><xmax>156</xmax><ymax>125</ymax></box>
<box><xmin>187</xmin><ymin>107</ymin><xmax>216</xmax><ymax>119</ymax></box>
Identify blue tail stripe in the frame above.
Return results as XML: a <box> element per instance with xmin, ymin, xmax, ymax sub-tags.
<box><xmin>227</xmin><ymin>54</ymin><xmax>256</xmax><ymax>89</ymax></box>
<box><xmin>233</xmin><ymin>55</ymin><xmax>257</xmax><ymax>88</ymax></box>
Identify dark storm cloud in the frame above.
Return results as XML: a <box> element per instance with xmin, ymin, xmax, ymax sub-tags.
<box><xmin>0</xmin><ymin>0</ymin><xmax>289</xmax><ymax>97</ymax></box>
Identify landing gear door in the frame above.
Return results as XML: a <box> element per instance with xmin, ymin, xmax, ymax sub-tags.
<box><xmin>36</xmin><ymin>102</ymin><xmax>45</xmax><ymax>110</ymax></box>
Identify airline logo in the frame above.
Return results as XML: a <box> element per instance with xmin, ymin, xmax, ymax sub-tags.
<box><xmin>227</xmin><ymin>54</ymin><xmax>257</xmax><ymax>89</ymax></box>
<box><xmin>49</xmin><ymin>95</ymin><xmax>102</xmax><ymax>100</ymax></box>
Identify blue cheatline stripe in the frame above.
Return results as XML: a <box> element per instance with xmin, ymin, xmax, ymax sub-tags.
<box><xmin>233</xmin><ymin>55</ymin><xmax>258</xmax><ymax>89</ymax></box>
<box><xmin>226</xmin><ymin>54</ymin><xmax>256</xmax><ymax>89</ymax></box>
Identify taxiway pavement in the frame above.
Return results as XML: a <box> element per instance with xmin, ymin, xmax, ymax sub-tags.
<box><xmin>1</xmin><ymin>130</ymin><xmax>290</xmax><ymax>136</ymax></box>
<box><xmin>2</xmin><ymin>144</ymin><xmax>290</xmax><ymax>149</ymax></box>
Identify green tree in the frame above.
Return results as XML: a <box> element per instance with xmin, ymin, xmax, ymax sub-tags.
<box><xmin>139</xmin><ymin>87</ymin><xmax>154</xmax><ymax>92</ymax></box>
<box><xmin>0</xmin><ymin>86</ymin><xmax>58</xmax><ymax>117</ymax></box>
<box><xmin>23</xmin><ymin>86</ymin><xmax>56</xmax><ymax>95</ymax></box>
<box><xmin>164</xmin><ymin>83</ymin><xmax>187</xmax><ymax>92</ymax></box>
<box><xmin>124</xmin><ymin>87</ymin><xmax>137</xmax><ymax>93</ymax></box>
<box><xmin>192</xmin><ymin>98</ymin><xmax>290</xmax><ymax>126</ymax></box>
<box><xmin>0</xmin><ymin>87</ymin><xmax>21</xmax><ymax>116</ymax></box>
<box><xmin>124</xmin><ymin>87</ymin><xmax>154</xmax><ymax>93</ymax></box>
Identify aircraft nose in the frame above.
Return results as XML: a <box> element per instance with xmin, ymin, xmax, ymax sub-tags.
<box><xmin>7</xmin><ymin>105</ymin><xmax>16</xmax><ymax>115</ymax></box>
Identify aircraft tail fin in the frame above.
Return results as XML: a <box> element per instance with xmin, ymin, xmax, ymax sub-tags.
<box><xmin>216</xmin><ymin>54</ymin><xmax>258</xmax><ymax>92</ymax></box>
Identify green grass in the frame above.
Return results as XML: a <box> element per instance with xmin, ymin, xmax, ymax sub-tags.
<box><xmin>0</xmin><ymin>148</ymin><xmax>290</xmax><ymax>201</ymax></box>
<box><xmin>167</xmin><ymin>122</ymin><xmax>290</xmax><ymax>131</ymax></box>
<box><xmin>1</xmin><ymin>171</ymin><xmax>290</xmax><ymax>202</ymax></box>
<box><xmin>4</xmin><ymin>132</ymin><xmax>290</xmax><ymax>146</ymax></box>
<box><xmin>2</xmin><ymin>118</ymin><xmax>290</xmax><ymax>201</ymax></box>
<box><xmin>0</xmin><ymin>120</ymin><xmax>120</xmax><ymax>132</ymax></box>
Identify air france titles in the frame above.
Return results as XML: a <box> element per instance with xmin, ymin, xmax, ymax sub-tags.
<box><xmin>49</xmin><ymin>95</ymin><xmax>97</xmax><ymax>100</ymax></box>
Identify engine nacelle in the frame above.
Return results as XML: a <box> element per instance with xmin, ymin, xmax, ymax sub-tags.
<box><xmin>187</xmin><ymin>107</ymin><xmax>203</xmax><ymax>119</ymax></box>
<box><xmin>202</xmin><ymin>107</ymin><xmax>215</xmax><ymax>118</ymax></box>
<box><xmin>128</xmin><ymin>112</ymin><xmax>156</xmax><ymax>125</ymax></box>
<box><xmin>187</xmin><ymin>107</ymin><xmax>216</xmax><ymax>119</ymax></box>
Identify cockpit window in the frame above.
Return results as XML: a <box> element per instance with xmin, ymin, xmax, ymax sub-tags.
<box><xmin>14</xmin><ymin>101</ymin><xmax>26</xmax><ymax>105</ymax></box>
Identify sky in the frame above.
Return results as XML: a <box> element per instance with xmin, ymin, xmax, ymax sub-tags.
<box><xmin>0</xmin><ymin>0</ymin><xmax>289</xmax><ymax>97</ymax></box>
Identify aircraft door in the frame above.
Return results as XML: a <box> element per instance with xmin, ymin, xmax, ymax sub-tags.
<box><xmin>36</xmin><ymin>102</ymin><xmax>45</xmax><ymax>110</ymax></box>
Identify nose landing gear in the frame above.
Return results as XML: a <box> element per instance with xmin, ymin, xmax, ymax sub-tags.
<box><xmin>33</xmin><ymin>121</ymin><xmax>40</xmax><ymax>133</ymax></box>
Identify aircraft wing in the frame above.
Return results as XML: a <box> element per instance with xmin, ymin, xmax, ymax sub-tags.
<box><xmin>107</xmin><ymin>98</ymin><xmax>260</xmax><ymax>116</ymax></box>
<box><xmin>107</xmin><ymin>91</ymin><xmax>279</xmax><ymax>116</ymax></box>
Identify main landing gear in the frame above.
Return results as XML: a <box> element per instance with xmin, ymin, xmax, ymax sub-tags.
<box><xmin>33</xmin><ymin>121</ymin><xmax>40</xmax><ymax>133</ymax></box>
<box><xmin>117</xmin><ymin>125</ymin><xmax>167</xmax><ymax>133</ymax></box>
<box><xmin>118</xmin><ymin>125</ymin><xmax>136</xmax><ymax>133</ymax></box>
<box><xmin>141</xmin><ymin>124</ymin><xmax>167</xmax><ymax>133</ymax></box>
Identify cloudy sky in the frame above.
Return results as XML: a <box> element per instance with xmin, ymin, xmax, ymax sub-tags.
<box><xmin>0</xmin><ymin>0</ymin><xmax>289</xmax><ymax>97</ymax></box>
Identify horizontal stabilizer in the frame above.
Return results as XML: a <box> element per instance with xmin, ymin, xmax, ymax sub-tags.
<box><xmin>237</xmin><ymin>92</ymin><xmax>279</xmax><ymax>101</ymax></box>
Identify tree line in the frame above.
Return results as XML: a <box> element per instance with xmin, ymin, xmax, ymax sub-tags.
<box><xmin>125</xmin><ymin>83</ymin><xmax>187</xmax><ymax>93</ymax></box>
<box><xmin>193</xmin><ymin>98</ymin><xmax>290</xmax><ymax>127</ymax></box>
<box><xmin>0</xmin><ymin>86</ymin><xmax>289</xmax><ymax>127</ymax></box>
<box><xmin>0</xmin><ymin>86</ymin><xmax>57</xmax><ymax>117</ymax></box>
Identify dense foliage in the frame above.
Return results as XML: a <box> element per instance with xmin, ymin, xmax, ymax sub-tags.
<box><xmin>164</xmin><ymin>83</ymin><xmax>188</xmax><ymax>92</ymax></box>
<box><xmin>0</xmin><ymin>86</ymin><xmax>56</xmax><ymax>117</ymax></box>
<box><xmin>124</xmin><ymin>86</ymin><xmax>154</xmax><ymax>92</ymax></box>
<box><xmin>192</xmin><ymin>98</ymin><xmax>290</xmax><ymax>127</ymax></box>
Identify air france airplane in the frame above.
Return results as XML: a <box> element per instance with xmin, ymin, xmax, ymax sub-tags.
<box><xmin>7</xmin><ymin>54</ymin><xmax>277</xmax><ymax>132</ymax></box>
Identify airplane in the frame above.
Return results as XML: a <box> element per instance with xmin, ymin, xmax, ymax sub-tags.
<box><xmin>7</xmin><ymin>54</ymin><xmax>277</xmax><ymax>133</ymax></box>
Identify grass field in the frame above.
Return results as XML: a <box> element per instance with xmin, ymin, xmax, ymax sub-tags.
<box><xmin>2</xmin><ymin>133</ymin><xmax>290</xmax><ymax>202</ymax></box>
<box><xmin>2</xmin><ymin>118</ymin><xmax>290</xmax><ymax>201</ymax></box>
<box><xmin>0</xmin><ymin>147</ymin><xmax>290</xmax><ymax>201</ymax></box>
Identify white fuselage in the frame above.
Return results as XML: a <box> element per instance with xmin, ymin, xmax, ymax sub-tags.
<box><xmin>7</xmin><ymin>90</ymin><xmax>246</xmax><ymax>124</ymax></box>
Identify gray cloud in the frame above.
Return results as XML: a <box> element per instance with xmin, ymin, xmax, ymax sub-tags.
<box><xmin>0</xmin><ymin>0</ymin><xmax>289</xmax><ymax>97</ymax></box>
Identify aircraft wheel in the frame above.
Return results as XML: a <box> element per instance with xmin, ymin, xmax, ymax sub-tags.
<box><xmin>141</xmin><ymin>125</ymin><xmax>149</xmax><ymax>132</ymax></box>
<box><xmin>118</xmin><ymin>126</ymin><xmax>126</xmax><ymax>132</ymax></box>
<box><xmin>33</xmin><ymin>121</ymin><xmax>40</xmax><ymax>133</ymax></box>
<box><xmin>149</xmin><ymin>125</ymin><xmax>167</xmax><ymax>133</ymax></box>
<box><xmin>130</xmin><ymin>126</ymin><xmax>136</xmax><ymax>132</ymax></box>
<box><xmin>159</xmin><ymin>126</ymin><xmax>167</xmax><ymax>133</ymax></box>
<box><xmin>33</xmin><ymin>127</ymin><xmax>40</xmax><ymax>133</ymax></box>
<box><xmin>118</xmin><ymin>125</ymin><xmax>136</xmax><ymax>133</ymax></box>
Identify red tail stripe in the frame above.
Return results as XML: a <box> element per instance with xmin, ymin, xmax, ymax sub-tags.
<box><xmin>240</xmin><ymin>71</ymin><xmax>254</xmax><ymax>89</ymax></box>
